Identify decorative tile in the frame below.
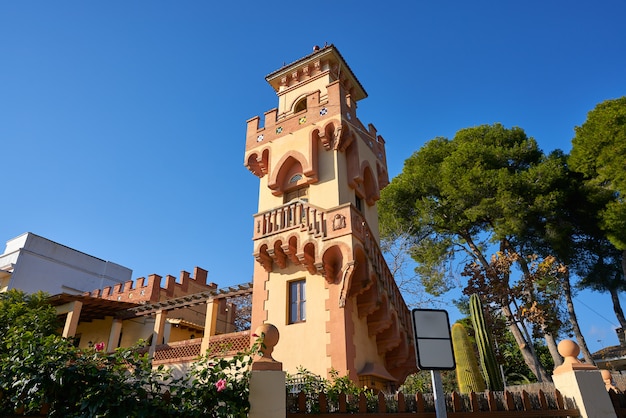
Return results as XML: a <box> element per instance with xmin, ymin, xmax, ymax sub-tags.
<box><xmin>257</xmin><ymin>134</ymin><xmax>264</xmax><ymax>142</ymax></box>
<box><xmin>299</xmin><ymin>116</ymin><xmax>307</xmax><ymax>125</ymax></box>
<box><xmin>276</xmin><ymin>126</ymin><xmax>283</xmax><ymax>134</ymax></box>
<box><xmin>319</xmin><ymin>107</ymin><xmax>328</xmax><ymax>116</ymax></box>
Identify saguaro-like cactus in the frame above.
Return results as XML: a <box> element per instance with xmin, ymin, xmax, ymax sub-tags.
<box><xmin>470</xmin><ymin>293</ymin><xmax>504</xmax><ymax>391</ymax></box>
<box><xmin>451</xmin><ymin>322</ymin><xmax>486</xmax><ymax>393</ymax></box>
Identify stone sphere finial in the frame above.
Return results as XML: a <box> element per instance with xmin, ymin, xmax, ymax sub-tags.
<box><xmin>254</xmin><ymin>323</ymin><xmax>279</xmax><ymax>358</ymax></box>
<box><xmin>601</xmin><ymin>369</ymin><xmax>621</xmax><ymax>393</ymax></box>
<box><xmin>558</xmin><ymin>339</ymin><xmax>580</xmax><ymax>358</ymax></box>
<box><xmin>553</xmin><ymin>339</ymin><xmax>597</xmax><ymax>375</ymax></box>
<box><xmin>251</xmin><ymin>323</ymin><xmax>282</xmax><ymax>371</ymax></box>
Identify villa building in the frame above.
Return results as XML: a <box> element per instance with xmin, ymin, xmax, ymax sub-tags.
<box><xmin>0</xmin><ymin>232</ymin><xmax>131</xmax><ymax>295</ymax></box>
<box><xmin>245</xmin><ymin>44</ymin><xmax>416</xmax><ymax>389</ymax></box>
<box><xmin>3</xmin><ymin>45</ymin><xmax>417</xmax><ymax>390</ymax></box>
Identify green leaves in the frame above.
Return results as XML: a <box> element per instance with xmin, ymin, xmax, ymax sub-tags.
<box><xmin>380</xmin><ymin>123</ymin><xmax>565</xmax><ymax>290</ymax></box>
<box><xmin>570</xmin><ymin>96</ymin><xmax>626</xmax><ymax>251</ymax></box>
<box><xmin>0</xmin><ymin>290</ymin><xmax>258</xmax><ymax>417</ymax></box>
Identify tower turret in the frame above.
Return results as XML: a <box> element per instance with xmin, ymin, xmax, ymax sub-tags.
<box><xmin>245</xmin><ymin>45</ymin><xmax>414</xmax><ymax>389</ymax></box>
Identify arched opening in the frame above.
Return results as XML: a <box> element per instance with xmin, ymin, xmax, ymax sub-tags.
<box><xmin>363</xmin><ymin>165</ymin><xmax>379</xmax><ymax>205</ymax></box>
<box><xmin>294</xmin><ymin>97</ymin><xmax>307</xmax><ymax>113</ymax></box>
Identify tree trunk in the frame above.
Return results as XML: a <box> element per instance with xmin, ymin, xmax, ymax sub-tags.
<box><xmin>563</xmin><ymin>276</ymin><xmax>595</xmax><ymax>364</ymax></box>
<box><xmin>610</xmin><ymin>287</ymin><xmax>626</xmax><ymax>331</ymax></box>
<box><xmin>501</xmin><ymin>304</ymin><xmax>551</xmax><ymax>382</ymax></box>
<box><xmin>544</xmin><ymin>332</ymin><xmax>562</xmax><ymax>368</ymax></box>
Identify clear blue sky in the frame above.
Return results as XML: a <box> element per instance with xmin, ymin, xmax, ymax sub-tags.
<box><xmin>2</xmin><ymin>1</ymin><xmax>625</xmax><ymax>354</ymax></box>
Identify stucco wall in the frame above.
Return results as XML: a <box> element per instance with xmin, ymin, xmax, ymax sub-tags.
<box><xmin>2</xmin><ymin>232</ymin><xmax>131</xmax><ymax>295</ymax></box>
<box><xmin>265</xmin><ymin>265</ymin><xmax>329</xmax><ymax>377</ymax></box>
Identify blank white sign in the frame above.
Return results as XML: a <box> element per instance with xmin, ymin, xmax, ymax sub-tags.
<box><xmin>412</xmin><ymin>309</ymin><xmax>455</xmax><ymax>370</ymax></box>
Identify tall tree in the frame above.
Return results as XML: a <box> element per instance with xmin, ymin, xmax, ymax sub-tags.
<box><xmin>569</xmin><ymin>97</ymin><xmax>626</xmax><ymax>331</ymax></box>
<box><xmin>379</xmin><ymin>123</ymin><xmax>579</xmax><ymax>381</ymax></box>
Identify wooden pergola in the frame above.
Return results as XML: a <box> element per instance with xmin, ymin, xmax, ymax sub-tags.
<box><xmin>50</xmin><ymin>282</ymin><xmax>253</xmax><ymax>356</ymax></box>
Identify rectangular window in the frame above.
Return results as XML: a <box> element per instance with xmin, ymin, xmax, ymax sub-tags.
<box><xmin>289</xmin><ymin>280</ymin><xmax>306</xmax><ymax>324</ymax></box>
<box><xmin>284</xmin><ymin>187</ymin><xmax>308</xmax><ymax>204</ymax></box>
<box><xmin>355</xmin><ymin>195</ymin><xmax>363</xmax><ymax>212</ymax></box>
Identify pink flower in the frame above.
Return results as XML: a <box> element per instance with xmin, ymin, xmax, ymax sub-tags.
<box><xmin>215</xmin><ymin>378</ymin><xmax>227</xmax><ymax>392</ymax></box>
<box><xmin>94</xmin><ymin>342</ymin><xmax>105</xmax><ymax>352</ymax></box>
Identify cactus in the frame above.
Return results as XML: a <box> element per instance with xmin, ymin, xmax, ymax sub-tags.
<box><xmin>469</xmin><ymin>293</ymin><xmax>504</xmax><ymax>391</ymax></box>
<box><xmin>451</xmin><ymin>322</ymin><xmax>486</xmax><ymax>393</ymax></box>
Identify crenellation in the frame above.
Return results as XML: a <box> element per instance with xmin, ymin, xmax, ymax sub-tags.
<box><xmin>88</xmin><ymin>267</ymin><xmax>216</xmax><ymax>305</ymax></box>
<box><xmin>193</xmin><ymin>266</ymin><xmax>208</xmax><ymax>284</ymax></box>
<box><xmin>264</xmin><ymin>109</ymin><xmax>277</xmax><ymax>129</ymax></box>
<box><xmin>164</xmin><ymin>275</ymin><xmax>177</xmax><ymax>297</ymax></box>
<box><xmin>368</xmin><ymin>123</ymin><xmax>377</xmax><ymax>138</ymax></box>
<box><xmin>179</xmin><ymin>270</ymin><xmax>190</xmax><ymax>291</ymax></box>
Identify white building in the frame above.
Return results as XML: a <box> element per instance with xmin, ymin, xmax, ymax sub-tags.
<box><xmin>0</xmin><ymin>232</ymin><xmax>131</xmax><ymax>295</ymax></box>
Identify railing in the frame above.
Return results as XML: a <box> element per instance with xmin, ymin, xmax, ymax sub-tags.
<box><xmin>151</xmin><ymin>331</ymin><xmax>251</xmax><ymax>365</ymax></box>
<box><xmin>253</xmin><ymin>201</ymin><xmax>413</xmax><ymax>336</ymax></box>
<box><xmin>287</xmin><ymin>389</ymin><xmax>580</xmax><ymax>417</ymax></box>
<box><xmin>254</xmin><ymin>200</ymin><xmax>326</xmax><ymax>239</ymax></box>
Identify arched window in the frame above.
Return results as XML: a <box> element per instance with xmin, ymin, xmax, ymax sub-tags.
<box><xmin>289</xmin><ymin>174</ymin><xmax>303</xmax><ymax>184</ymax></box>
<box><xmin>294</xmin><ymin>97</ymin><xmax>307</xmax><ymax>113</ymax></box>
<box><xmin>284</xmin><ymin>173</ymin><xmax>308</xmax><ymax>203</ymax></box>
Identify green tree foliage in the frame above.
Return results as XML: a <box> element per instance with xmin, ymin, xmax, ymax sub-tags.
<box><xmin>0</xmin><ymin>289</ymin><xmax>256</xmax><ymax>417</ymax></box>
<box><xmin>400</xmin><ymin>370</ymin><xmax>457</xmax><ymax>394</ymax></box>
<box><xmin>569</xmin><ymin>97</ymin><xmax>626</xmax><ymax>250</ymax></box>
<box><xmin>379</xmin><ymin>123</ymin><xmax>573</xmax><ymax>381</ymax></box>
<box><xmin>569</xmin><ymin>97</ymin><xmax>626</xmax><ymax>329</ymax></box>
<box><xmin>0</xmin><ymin>289</ymin><xmax>59</xmax><ymax>345</ymax></box>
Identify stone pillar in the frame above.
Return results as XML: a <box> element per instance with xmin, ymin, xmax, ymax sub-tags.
<box><xmin>149</xmin><ymin>310</ymin><xmax>167</xmax><ymax>358</ymax></box>
<box><xmin>56</xmin><ymin>300</ymin><xmax>83</xmax><ymax>338</ymax></box>
<box><xmin>107</xmin><ymin>318</ymin><xmax>123</xmax><ymax>352</ymax></box>
<box><xmin>249</xmin><ymin>323</ymin><xmax>286</xmax><ymax>418</ymax></box>
<box><xmin>200</xmin><ymin>299</ymin><xmax>220</xmax><ymax>354</ymax></box>
<box><xmin>552</xmin><ymin>339</ymin><xmax>617</xmax><ymax>418</ymax></box>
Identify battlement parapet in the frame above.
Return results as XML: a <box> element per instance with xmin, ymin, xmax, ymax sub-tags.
<box><xmin>89</xmin><ymin>266</ymin><xmax>216</xmax><ymax>304</ymax></box>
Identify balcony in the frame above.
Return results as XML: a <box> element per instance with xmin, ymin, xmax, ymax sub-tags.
<box><xmin>252</xmin><ymin>201</ymin><xmax>413</xmax><ymax>344</ymax></box>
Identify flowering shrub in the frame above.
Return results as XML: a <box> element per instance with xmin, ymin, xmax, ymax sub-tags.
<box><xmin>0</xmin><ymin>289</ymin><xmax>259</xmax><ymax>417</ymax></box>
<box><xmin>172</xmin><ymin>346</ymin><xmax>257</xmax><ymax>418</ymax></box>
<box><xmin>286</xmin><ymin>367</ymin><xmax>376</xmax><ymax>413</ymax></box>
<box><xmin>215</xmin><ymin>378</ymin><xmax>227</xmax><ymax>392</ymax></box>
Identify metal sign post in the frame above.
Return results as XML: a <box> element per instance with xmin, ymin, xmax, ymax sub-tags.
<box><xmin>411</xmin><ymin>309</ymin><xmax>455</xmax><ymax>418</ymax></box>
<box><xmin>431</xmin><ymin>370</ymin><xmax>446</xmax><ymax>418</ymax></box>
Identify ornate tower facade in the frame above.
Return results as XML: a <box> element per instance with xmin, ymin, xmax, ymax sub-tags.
<box><xmin>245</xmin><ymin>45</ymin><xmax>416</xmax><ymax>388</ymax></box>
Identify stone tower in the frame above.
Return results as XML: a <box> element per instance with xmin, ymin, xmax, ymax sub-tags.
<box><xmin>244</xmin><ymin>44</ymin><xmax>416</xmax><ymax>389</ymax></box>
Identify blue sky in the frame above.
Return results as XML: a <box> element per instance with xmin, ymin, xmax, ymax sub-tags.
<box><xmin>1</xmin><ymin>1</ymin><xmax>625</xmax><ymax>354</ymax></box>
